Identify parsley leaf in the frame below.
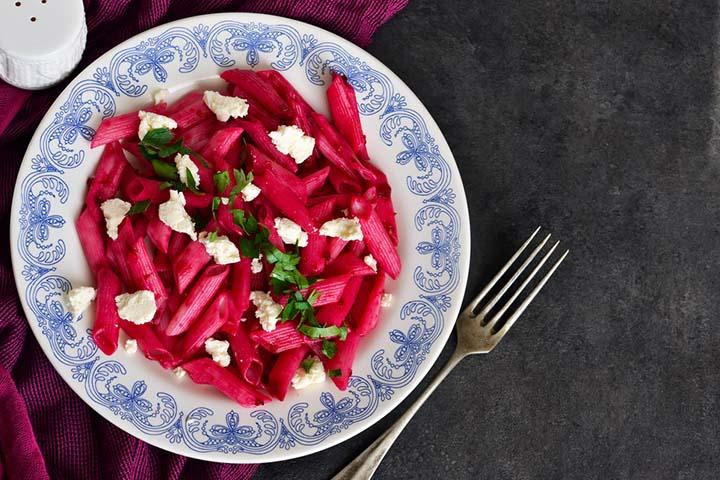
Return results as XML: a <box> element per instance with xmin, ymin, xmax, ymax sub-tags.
<box><xmin>211</xmin><ymin>197</ymin><xmax>221</xmax><ymax>217</ymax></box>
<box><xmin>229</xmin><ymin>169</ymin><xmax>254</xmax><ymax>203</ymax></box>
<box><xmin>186</xmin><ymin>169</ymin><xmax>197</xmax><ymax>191</ymax></box>
<box><xmin>300</xmin><ymin>358</ymin><xmax>315</xmax><ymax>373</ymax></box>
<box><xmin>322</xmin><ymin>340</ymin><xmax>337</xmax><ymax>359</ymax></box>
<box><xmin>214</xmin><ymin>171</ymin><xmax>230</xmax><ymax>194</ymax></box>
<box><xmin>142</xmin><ymin>127</ymin><xmax>174</xmax><ymax>145</ymax></box>
<box><xmin>150</xmin><ymin>158</ymin><xmax>178</xmax><ymax>181</ymax></box>
<box><xmin>328</xmin><ymin>369</ymin><xmax>342</xmax><ymax>378</ymax></box>
<box><xmin>127</xmin><ymin>200</ymin><xmax>151</xmax><ymax>216</ymax></box>
<box><xmin>281</xmin><ymin>290</ymin><xmax>319</xmax><ymax>324</ymax></box>
<box><xmin>239</xmin><ymin>237</ymin><xmax>260</xmax><ymax>259</ymax></box>
<box><xmin>208</xmin><ymin>231</ymin><xmax>218</xmax><ymax>242</ymax></box>
<box><xmin>140</xmin><ymin>128</ymin><xmax>207</xmax><ymax>178</ymax></box>
<box><xmin>297</xmin><ymin>324</ymin><xmax>347</xmax><ymax>340</ymax></box>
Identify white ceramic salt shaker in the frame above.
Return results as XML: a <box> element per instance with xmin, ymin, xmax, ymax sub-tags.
<box><xmin>0</xmin><ymin>0</ymin><xmax>86</xmax><ymax>90</ymax></box>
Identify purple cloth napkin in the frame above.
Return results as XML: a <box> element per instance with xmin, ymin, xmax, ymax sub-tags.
<box><xmin>0</xmin><ymin>1</ymin><xmax>407</xmax><ymax>479</ymax></box>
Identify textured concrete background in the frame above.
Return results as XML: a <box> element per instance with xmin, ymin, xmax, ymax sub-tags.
<box><xmin>256</xmin><ymin>1</ymin><xmax>720</xmax><ymax>478</ymax></box>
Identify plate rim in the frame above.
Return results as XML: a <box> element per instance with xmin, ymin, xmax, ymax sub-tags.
<box><xmin>9</xmin><ymin>11</ymin><xmax>471</xmax><ymax>463</ymax></box>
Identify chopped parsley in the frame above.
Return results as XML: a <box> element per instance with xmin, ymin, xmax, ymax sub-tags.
<box><xmin>297</xmin><ymin>324</ymin><xmax>348</xmax><ymax>341</ymax></box>
<box><xmin>127</xmin><ymin>200</ymin><xmax>150</xmax><ymax>216</ymax></box>
<box><xmin>140</xmin><ymin>128</ymin><xmax>203</xmax><ymax>192</ymax></box>
<box><xmin>229</xmin><ymin>168</ymin><xmax>253</xmax><ymax>203</ymax></box>
<box><xmin>322</xmin><ymin>339</ymin><xmax>337</xmax><ymax>359</ymax></box>
<box><xmin>300</xmin><ymin>358</ymin><xmax>315</xmax><ymax>373</ymax></box>
<box><xmin>214</xmin><ymin>171</ymin><xmax>230</xmax><ymax>194</ymax></box>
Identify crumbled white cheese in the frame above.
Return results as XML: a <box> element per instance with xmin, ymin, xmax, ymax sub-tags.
<box><xmin>241</xmin><ymin>182</ymin><xmax>261</xmax><ymax>202</ymax></box>
<box><xmin>380</xmin><ymin>293</ymin><xmax>393</xmax><ymax>308</ymax></box>
<box><xmin>137</xmin><ymin>110</ymin><xmax>177</xmax><ymax>140</ymax></box>
<box><xmin>250</xmin><ymin>291</ymin><xmax>283</xmax><ymax>332</ymax></box>
<box><xmin>291</xmin><ymin>356</ymin><xmax>326</xmax><ymax>390</ymax></box>
<box><xmin>65</xmin><ymin>286</ymin><xmax>96</xmax><ymax>315</ymax></box>
<box><xmin>364</xmin><ymin>254</ymin><xmax>378</xmax><ymax>272</ymax></box>
<box><xmin>124</xmin><ymin>338</ymin><xmax>138</xmax><ymax>354</ymax></box>
<box><xmin>274</xmin><ymin>217</ymin><xmax>308</xmax><ymax>247</ymax></box>
<box><xmin>174</xmin><ymin>153</ymin><xmax>200</xmax><ymax>188</ymax></box>
<box><xmin>153</xmin><ymin>88</ymin><xmax>170</xmax><ymax>105</ymax></box>
<box><xmin>268</xmin><ymin>125</ymin><xmax>315</xmax><ymax>164</ymax></box>
<box><xmin>220</xmin><ymin>197</ymin><xmax>230</xmax><ymax>205</ymax></box>
<box><xmin>203</xmin><ymin>90</ymin><xmax>249</xmax><ymax>122</ymax></box>
<box><xmin>204</xmin><ymin>337</ymin><xmax>231</xmax><ymax>367</ymax></box>
<box><xmin>173</xmin><ymin>367</ymin><xmax>187</xmax><ymax>379</ymax></box>
<box><xmin>100</xmin><ymin>198</ymin><xmax>131</xmax><ymax>240</ymax></box>
<box><xmin>319</xmin><ymin>217</ymin><xmax>363</xmax><ymax>241</ymax></box>
<box><xmin>159</xmin><ymin>190</ymin><xmax>197</xmax><ymax>240</ymax></box>
<box><xmin>115</xmin><ymin>290</ymin><xmax>157</xmax><ymax>325</ymax></box>
<box><xmin>251</xmin><ymin>254</ymin><xmax>263</xmax><ymax>274</ymax></box>
<box><xmin>198</xmin><ymin>232</ymin><xmax>240</xmax><ymax>265</ymax></box>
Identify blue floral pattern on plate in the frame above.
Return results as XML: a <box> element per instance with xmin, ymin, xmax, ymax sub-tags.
<box><xmin>11</xmin><ymin>15</ymin><xmax>468</xmax><ymax>461</ymax></box>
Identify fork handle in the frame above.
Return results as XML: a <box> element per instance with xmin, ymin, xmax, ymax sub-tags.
<box><xmin>331</xmin><ymin>350</ymin><xmax>466</xmax><ymax>480</ymax></box>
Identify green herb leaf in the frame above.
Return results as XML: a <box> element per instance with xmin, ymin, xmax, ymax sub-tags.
<box><xmin>297</xmin><ymin>324</ymin><xmax>347</xmax><ymax>340</ymax></box>
<box><xmin>211</xmin><ymin>196</ymin><xmax>221</xmax><ymax>217</ymax></box>
<box><xmin>208</xmin><ymin>231</ymin><xmax>218</xmax><ymax>242</ymax></box>
<box><xmin>142</xmin><ymin>128</ymin><xmax>174</xmax><ymax>145</ymax></box>
<box><xmin>239</xmin><ymin>237</ymin><xmax>259</xmax><ymax>258</ymax></box>
<box><xmin>127</xmin><ymin>200</ymin><xmax>151</xmax><ymax>216</ymax></box>
<box><xmin>328</xmin><ymin>369</ymin><xmax>342</xmax><ymax>378</ymax></box>
<box><xmin>231</xmin><ymin>209</ymin><xmax>259</xmax><ymax>235</ymax></box>
<box><xmin>157</xmin><ymin>139</ymin><xmax>184</xmax><ymax>158</ymax></box>
<box><xmin>231</xmin><ymin>209</ymin><xmax>245</xmax><ymax>226</ymax></box>
<box><xmin>150</xmin><ymin>159</ymin><xmax>178</xmax><ymax>181</ymax></box>
<box><xmin>307</xmin><ymin>290</ymin><xmax>320</xmax><ymax>305</ymax></box>
<box><xmin>322</xmin><ymin>340</ymin><xmax>337</xmax><ymax>359</ymax></box>
<box><xmin>214</xmin><ymin>171</ymin><xmax>230</xmax><ymax>194</ymax></box>
<box><xmin>183</xmin><ymin>169</ymin><xmax>196</xmax><ymax>191</ymax></box>
<box><xmin>229</xmin><ymin>169</ymin><xmax>254</xmax><ymax>203</ymax></box>
<box><xmin>300</xmin><ymin>358</ymin><xmax>315</xmax><ymax>373</ymax></box>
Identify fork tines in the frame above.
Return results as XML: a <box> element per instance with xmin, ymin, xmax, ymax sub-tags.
<box><xmin>467</xmin><ymin>226</ymin><xmax>568</xmax><ymax>338</ymax></box>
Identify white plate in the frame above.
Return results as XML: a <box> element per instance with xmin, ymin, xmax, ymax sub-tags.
<box><xmin>10</xmin><ymin>13</ymin><xmax>470</xmax><ymax>463</ymax></box>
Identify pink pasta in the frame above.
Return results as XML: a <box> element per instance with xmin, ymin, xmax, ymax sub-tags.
<box><xmin>81</xmin><ymin>68</ymin><xmax>401</xmax><ymax>404</ymax></box>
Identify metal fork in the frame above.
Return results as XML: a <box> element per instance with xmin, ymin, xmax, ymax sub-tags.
<box><xmin>332</xmin><ymin>227</ymin><xmax>568</xmax><ymax>480</ymax></box>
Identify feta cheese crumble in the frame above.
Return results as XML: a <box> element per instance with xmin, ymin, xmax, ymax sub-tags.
<box><xmin>159</xmin><ymin>190</ymin><xmax>197</xmax><ymax>240</ymax></box>
<box><xmin>268</xmin><ymin>125</ymin><xmax>315</xmax><ymax>164</ymax></box>
<box><xmin>115</xmin><ymin>290</ymin><xmax>157</xmax><ymax>325</ymax></box>
<box><xmin>203</xmin><ymin>90</ymin><xmax>249</xmax><ymax>122</ymax></box>
<box><xmin>220</xmin><ymin>197</ymin><xmax>230</xmax><ymax>205</ymax></box>
<box><xmin>380</xmin><ymin>293</ymin><xmax>393</xmax><ymax>308</ymax></box>
<box><xmin>363</xmin><ymin>254</ymin><xmax>378</xmax><ymax>272</ymax></box>
<box><xmin>153</xmin><ymin>88</ymin><xmax>169</xmax><ymax>105</ymax></box>
<box><xmin>319</xmin><ymin>217</ymin><xmax>363</xmax><ymax>241</ymax></box>
<box><xmin>251</xmin><ymin>254</ymin><xmax>263</xmax><ymax>274</ymax></box>
<box><xmin>173</xmin><ymin>367</ymin><xmax>186</xmax><ymax>379</ymax></box>
<box><xmin>241</xmin><ymin>182</ymin><xmax>261</xmax><ymax>202</ymax></box>
<box><xmin>204</xmin><ymin>337</ymin><xmax>231</xmax><ymax>367</ymax></box>
<box><xmin>198</xmin><ymin>232</ymin><xmax>240</xmax><ymax>265</ymax></box>
<box><xmin>100</xmin><ymin>198</ymin><xmax>131</xmax><ymax>240</ymax></box>
<box><xmin>291</xmin><ymin>357</ymin><xmax>326</xmax><ymax>390</ymax></box>
<box><xmin>137</xmin><ymin>110</ymin><xmax>177</xmax><ymax>140</ymax></box>
<box><xmin>174</xmin><ymin>153</ymin><xmax>200</xmax><ymax>188</ymax></box>
<box><xmin>124</xmin><ymin>338</ymin><xmax>138</xmax><ymax>354</ymax></box>
<box><xmin>274</xmin><ymin>217</ymin><xmax>309</xmax><ymax>247</ymax></box>
<box><xmin>65</xmin><ymin>286</ymin><xmax>96</xmax><ymax>315</ymax></box>
<box><xmin>250</xmin><ymin>291</ymin><xmax>283</xmax><ymax>332</ymax></box>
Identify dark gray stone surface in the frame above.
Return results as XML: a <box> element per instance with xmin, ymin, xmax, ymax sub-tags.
<box><xmin>256</xmin><ymin>1</ymin><xmax>720</xmax><ymax>478</ymax></box>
